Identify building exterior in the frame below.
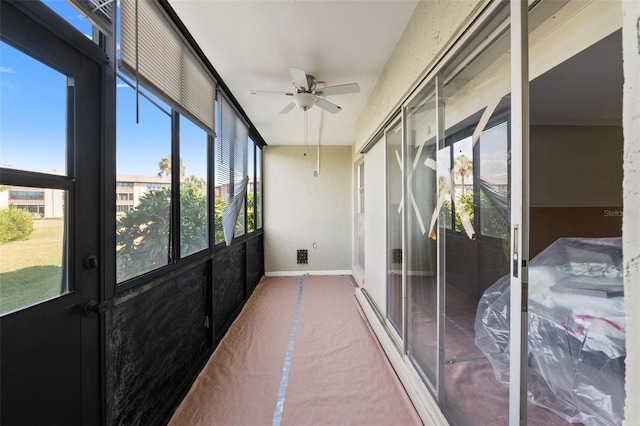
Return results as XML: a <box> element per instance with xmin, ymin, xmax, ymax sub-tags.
<box><xmin>115</xmin><ymin>175</ymin><xmax>171</xmax><ymax>217</ymax></box>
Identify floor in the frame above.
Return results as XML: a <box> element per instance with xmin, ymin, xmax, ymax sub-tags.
<box><xmin>168</xmin><ymin>275</ymin><xmax>421</xmax><ymax>426</ymax></box>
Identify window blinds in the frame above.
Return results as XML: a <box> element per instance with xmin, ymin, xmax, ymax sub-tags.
<box><xmin>120</xmin><ymin>0</ymin><xmax>215</xmax><ymax>134</ymax></box>
<box><xmin>217</xmin><ymin>93</ymin><xmax>248</xmax><ymax>246</ymax></box>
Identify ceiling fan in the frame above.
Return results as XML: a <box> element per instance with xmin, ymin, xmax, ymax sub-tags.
<box><xmin>249</xmin><ymin>67</ymin><xmax>360</xmax><ymax>114</ymax></box>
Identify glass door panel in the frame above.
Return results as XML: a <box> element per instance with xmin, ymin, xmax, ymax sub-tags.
<box><xmin>439</xmin><ymin>4</ymin><xmax>512</xmax><ymax>424</ymax></box>
<box><xmin>386</xmin><ymin>120</ymin><xmax>404</xmax><ymax>337</ymax></box>
<box><xmin>0</xmin><ymin>40</ymin><xmax>71</xmax><ymax>315</ymax></box>
<box><xmin>0</xmin><ymin>187</ymin><xmax>68</xmax><ymax>315</ymax></box>
<box><xmin>527</xmin><ymin>2</ymin><xmax>625</xmax><ymax>425</ymax></box>
<box><xmin>406</xmin><ymin>84</ymin><xmax>438</xmax><ymax>386</ymax></box>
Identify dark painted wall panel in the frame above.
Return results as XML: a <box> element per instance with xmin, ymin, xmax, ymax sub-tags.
<box><xmin>106</xmin><ymin>264</ymin><xmax>208</xmax><ymax>425</ymax></box>
<box><xmin>247</xmin><ymin>233</ymin><xmax>264</xmax><ymax>295</ymax></box>
<box><xmin>213</xmin><ymin>243</ymin><xmax>245</xmax><ymax>341</ymax></box>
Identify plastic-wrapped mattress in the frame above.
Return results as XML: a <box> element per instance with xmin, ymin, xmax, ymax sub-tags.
<box><xmin>475</xmin><ymin>238</ymin><xmax>625</xmax><ymax>426</ymax></box>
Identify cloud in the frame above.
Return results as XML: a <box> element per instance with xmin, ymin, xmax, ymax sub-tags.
<box><xmin>0</xmin><ymin>66</ymin><xmax>15</xmax><ymax>74</ymax></box>
<box><xmin>116</xmin><ymin>83</ymin><xmax>129</xmax><ymax>89</ymax></box>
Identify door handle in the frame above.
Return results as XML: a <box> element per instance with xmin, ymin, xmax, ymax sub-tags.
<box><xmin>84</xmin><ymin>255</ymin><xmax>99</xmax><ymax>269</ymax></box>
<box><xmin>83</xmin><ymin>300</ymin><xmax>107</xmax><ymax>316</ymax></box>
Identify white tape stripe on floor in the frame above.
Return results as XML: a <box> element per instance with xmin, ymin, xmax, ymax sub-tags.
<box><xmin>272</xmin><ymin>275</ymin><xmax>305</xmax><ymax>426</ymax></box>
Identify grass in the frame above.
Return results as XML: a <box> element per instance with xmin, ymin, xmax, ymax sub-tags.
<box><xmin>0</xmin><ymin>218</ymin><xmax>65</xmax><ymax>315</ymax></box>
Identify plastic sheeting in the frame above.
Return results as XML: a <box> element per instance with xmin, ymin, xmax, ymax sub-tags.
<box><xmin>475</xmin><ymin>238</ymin><xmax>625</xmax><ymax>426</ymax></box>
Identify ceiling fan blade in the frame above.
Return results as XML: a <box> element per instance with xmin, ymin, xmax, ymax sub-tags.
<box><xmin>279</xmin><ymin>102</ymin><xmax>296</xmax><ymax>114</ymax></box>
<box><xmin>315</xmin><ymin>97</ymin><xmax>342</xmax><ymax>114</ymax></box>
<box><xmin>289</xmin><ymin>67</ymin><xmax>309</xmax><ymax>91</ymax></box>
<box><xmin>315</xmin><ymin>83</ymin><xmax>360</xmax><ymax>96</ymax></box>
<box><xmin>249</xmin><ymin>90</ymin><xmax>294</xmax><ymax>96</ymax></box>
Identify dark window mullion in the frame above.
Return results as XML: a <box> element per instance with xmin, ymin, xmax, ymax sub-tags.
<box><xmin>171</xmin><ymin>110</ymin><xmax>180</xmax><ymax>263</ymax></box>
<box><xmin>207</xmin><ymin>132</ymin><xmax>215</xmax><ymax>251</ymax></box>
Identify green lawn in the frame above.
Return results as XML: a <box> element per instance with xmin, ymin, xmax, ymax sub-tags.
<box><xmin>0</xmin><ymin>218</ymin><xmax>65</xmax><ymax>315</ymax></box>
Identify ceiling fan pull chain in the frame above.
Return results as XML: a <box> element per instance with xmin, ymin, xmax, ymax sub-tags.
<box><xmin>304</xmin><ymin>110</ymin><xmax>309</xmax><ymax>154</ymax></box>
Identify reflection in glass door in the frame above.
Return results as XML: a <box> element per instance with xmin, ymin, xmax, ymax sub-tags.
<box><xmin>438</xmin><ymin>4</ymin><xmax>513</xmax><ymax>424</ymax></box>
<box><xmin>405</xmin><ymin>84</ymin><xmax>438</xmax><ymax>387</ymax></box>
<box><xmin>386</xmin><ymin>120</ymin><xmax>404</xmax><ymax>338</ymax></box>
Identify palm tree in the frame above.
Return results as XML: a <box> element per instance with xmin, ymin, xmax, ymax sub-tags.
<box><xmin>454</xmin><ymin>154</ymin><xmax>472</xmax><ymax>195</ymax></box>
<box><xmin>157</xmin><ymin>154</ymin><xmax>185</xmax><ymax>178</ymax></box>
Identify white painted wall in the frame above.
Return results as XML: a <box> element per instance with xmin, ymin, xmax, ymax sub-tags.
<box><xmin>264</xmin><ymin>145</ymin><xmax>351</xmax><ymax>275</ymax></box>
<box><xmin>622</xmin><ymin>2</ymin><xmax>640</xmax><ymax>424</ymax></box>
<box><xmin>530</xmin><ymin>125</ymin><xmax>623</xmax><ymax>206</ymax></box>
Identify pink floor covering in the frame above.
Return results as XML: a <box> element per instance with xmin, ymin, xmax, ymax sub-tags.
<box><xmin>168</xmin><ymin>275</ymin><xmax>422</xmax><ymax>426</ymax></box>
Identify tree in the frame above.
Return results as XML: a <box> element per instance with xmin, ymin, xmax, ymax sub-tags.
<box><xmin>180</xmin><ymin>183</ymin><xmax>209</xmax><ymax>257</ymax></box>
<box><xmin>454</xmin><ymin>154</ymin><xmax>472</xmax><ymax>195</ymax></box>
<box><xmin>454</xmin><ymin>193</ymin><xmax>474</xmax><ymax>233</ymax></box>
<box><xmin>246</xmin><ymin>192</ymin><xmax>255</xmax><ymax>232</ymax></box>
<box><xmin>214</xmin><ymin>199</ymin><xmax>227</xmax><ymax>244</ymax></box>
<box><xmin>157</xmin><ymin>154</ymin><xmax>185</xmax><ymax>178</ymax></box>
<box><xmin>182</xmin><ymin>175</ymin><xmax>206</xmax><ymax>193</ymax></box>
<box><xmin>116</xmin><ymin>187</ymin><xmax>171</xmax><ymax>281</ymax></box>
<box><xmin>116</xmin><ymin>156</ymin><xmax>207</xmax><ymax>282</ymax></box>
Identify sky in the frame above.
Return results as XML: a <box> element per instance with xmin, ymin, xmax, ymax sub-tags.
<box><xmin>0</xmin><ymin>0</ymin><xmax>216</xmax><ymax>181</ymax></box>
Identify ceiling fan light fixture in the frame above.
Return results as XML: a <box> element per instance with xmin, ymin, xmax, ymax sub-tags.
<box><xmin>293</xmin><ymin>92</ymin><xmax>317</xmax><ymax>111</ymax></box>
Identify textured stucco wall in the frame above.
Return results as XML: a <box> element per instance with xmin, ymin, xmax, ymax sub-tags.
<box><xmin>622</xmin><ymin>2</ymin><xmax>640</xmax><ymax>425</ymax></box>
<box><xmin>264</xmin><ymin>145</ymin><xmax>351</xmax><ymax>274</ymax></box>
<box><xmin>354</xmin><ymin>0</ymin><xmax>484</xmax><ymax>153</ymax></box>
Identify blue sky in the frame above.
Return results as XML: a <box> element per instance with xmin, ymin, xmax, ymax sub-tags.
<box><xmin>0</xmin><ymin>0</ymin><xmax>212</xmax><ymax>180</ymax></box>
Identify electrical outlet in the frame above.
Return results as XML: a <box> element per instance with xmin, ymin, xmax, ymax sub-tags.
<box><xmin>313</xmin><ymin>243</ymin><xmax>317</xmax><ymax>249</ymax></box>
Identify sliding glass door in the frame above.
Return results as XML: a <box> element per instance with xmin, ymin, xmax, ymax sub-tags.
<box><xmin>386</xmin><ymin>119</ymin><xmax>404</xmax><ymax>339</ymax></box>
<box><xmin>438</xmin><ymin>4</ymin><xmax>514</xmax><ymax>423</ymax></box>
<box><xmin>405</xmin><ymin>83</ymin><xmax>439</xmax><ymax>388</ymax></box>
<box><xmin>365</xmin><ymin>1</ymin><xmax>626</xmax><ymax>425</ymax></box>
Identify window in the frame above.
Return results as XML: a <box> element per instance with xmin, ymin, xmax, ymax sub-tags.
<box><xmin>0</xmin><ymin>41</ymin><xmax>70</xmax><ymax>315</ymax></box>
<box><xmin>214</xmin><ymin>94</ymin><xmax>248</xmax><ymax>246</ymax></box>
<box><xmin>179</xmin><ymin>116</ymin><xmax>209</xmax><ymax>258</ymax></box>
<box><xmin>115</xmin><ymin>77</ymin><xmax>172</xmax><ymax>283</ymax></box>
<box><xmin>41</xmin><ymin>0</ymin><xmax>96</xmax><ymax>42</ymax></box>
<box><xmin>0</xmin><ymin>43</ymin><xmax>67</xmax><ymax>174</ymax></box>
<box><xmin>9</xmin><ymin>191</ymin><xmax>45</xmax><ymax>201</ymax></box>
<box><xmin>116</xmin><ymin>205</ymin><xmax>133</xmax><ymax>214</ymax></box>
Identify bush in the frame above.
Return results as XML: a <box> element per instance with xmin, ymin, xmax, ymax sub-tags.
<box><xmin>0</xmin><ymin>205</ymin><xmax>35</xmax><ymax>244</ymax></box>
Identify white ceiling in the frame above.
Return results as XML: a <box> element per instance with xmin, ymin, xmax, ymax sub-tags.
<box><xmin>168</xmin><ymin>0</ymin><xmax>418</xmax><ymax>146</ymax></box>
